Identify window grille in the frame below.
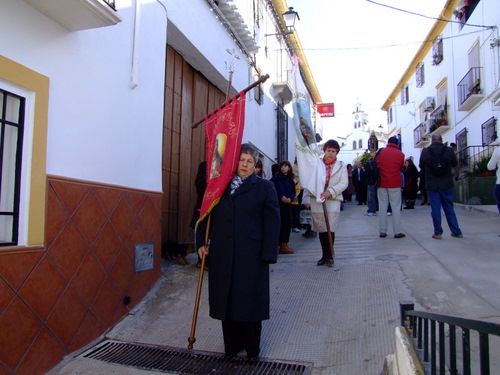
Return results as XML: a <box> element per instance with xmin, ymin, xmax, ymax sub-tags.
<box><xmin>254</xmin><ymin>83</ymin><xmax>263</xmax><ymax>105</ymax></box>
<box><xmin>401</xmin><ymin>85</ymin><xmax>409</xmax><ymax>105</ymax></box>
<box><xmin>0</xmin><ymin>89</ymin><xmax>25</xmax><ymax>246</ymax></box>
<box><xmin>432</xmin><ymin>36</ymin><xmax>443</xmax><ymax>65</ymax></box>
<box><xmin>387</xmin><ymin>107</ymin><xmax>393</xmax><ymax>124</ymax></box>
<box><xmin>416</xmin><ymin>63</ymin><xmax>425</xmax><ymax>88</ymax></box>
<box><xmin>276</xmin><ymin>104</ymin><xmax>288</xmax><ymax>163</ymax></box>
<box><xmin>481</xmin><ymin>117</ymin><xmax>497</xmax><ymax>146</ymax></box>
<box><xmin>358</xmin><ymin>140</ymin><xmax>362</xmax><ymax>149</ymax></box>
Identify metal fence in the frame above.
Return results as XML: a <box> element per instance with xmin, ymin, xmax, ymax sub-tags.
<box><xmin>456</xmin><ymin>145</ymin><xmax>497</xmax><ymax>178</ymax></box>
<box><xmin>401</xmin><ymin>302</ymin><xmax>500</xmax><ymax>375</ymax></box>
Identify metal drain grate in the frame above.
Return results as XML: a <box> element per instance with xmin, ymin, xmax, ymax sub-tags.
<box><xmin>82</xmin><ymin>340</ymin><xmax>312</xmax><ymax>374</ymax></box>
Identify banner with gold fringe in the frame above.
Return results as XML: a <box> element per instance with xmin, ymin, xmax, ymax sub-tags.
<box><xmin>196</xmin><ymin>92</ymin><xmax>246</xmax><ymax>227</ymax></box>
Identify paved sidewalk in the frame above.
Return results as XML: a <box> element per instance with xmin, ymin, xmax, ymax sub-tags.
<box><xmin>49</xmin><ymin>202</ymin><xmax>500</xmax><ymax>375</ymax></box>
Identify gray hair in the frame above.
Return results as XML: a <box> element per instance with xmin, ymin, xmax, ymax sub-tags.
<box><xmin>240</xmin><ymin>143</ymin><xmax>259</xmax><ymax>163</ymax></box>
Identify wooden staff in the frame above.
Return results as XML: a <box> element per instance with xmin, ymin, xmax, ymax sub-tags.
<box><xmin>322</xmin><ymin>179</ymin><xmax>335</xmax><ymax>259</ymax></box>
<box><xmin>187</xmin><ymin>216</ymin><xmax>210</xmax><ymax>349</ymax></box>
<box><xmin>187</xmin><ymin>73</ymin><xmax>270</xmax><ymax>349</ymax></box>
<box><xmin>192</xmin><ymin>74</ymin><xmax>270</xmax><ymax>128</ymax></box>
<box><xmin>322</xmin><ymin>201</ymin><xmax>335</xmax><ymax>258</ymax></box>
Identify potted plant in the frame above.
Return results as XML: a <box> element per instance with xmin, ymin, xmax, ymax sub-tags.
<box><xmin>453</xmin><ymin>9</ymin><xmax>463</xmax><ymax>19</ymax></box>
<box><xmin>465</xmin><ymin>155</ymin><xmax>493</xmax><ymax>177</ymax></box>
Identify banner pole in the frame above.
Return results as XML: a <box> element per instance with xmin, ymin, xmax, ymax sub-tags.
<box><xmin>192</xmin><ymin>74</ymin><xmax>269</xmax><ymax>128</ymax></box>
<box><xmin>187</xmin><ymin>215</ymin><xmax>211</xmax><ymax>349</ymax></box>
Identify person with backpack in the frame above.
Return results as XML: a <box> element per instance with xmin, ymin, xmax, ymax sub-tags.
<box><xmin>419</xmin><ymin>134</ymin><xmax>463</xmax><ymax>239</ymax></box>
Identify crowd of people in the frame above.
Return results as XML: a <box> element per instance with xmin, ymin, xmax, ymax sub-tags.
<box><xmin>349</xmin><ymin>134</ymin><xmax>465</xmax><ymax>240</ymax></box>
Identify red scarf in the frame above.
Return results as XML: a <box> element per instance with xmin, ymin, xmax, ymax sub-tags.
<box><xmin>323</xmin><ymin>157</ymin><xmax>337</xmax><ymax>188</ymax></box>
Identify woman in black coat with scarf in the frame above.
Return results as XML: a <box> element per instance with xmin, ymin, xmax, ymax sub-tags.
<box><xmin>270</xmin><ymin>160</ymin><xmax>296</xmax><ymax>254</ymax></box>
<box><xmin>197</xmin><ymin>143</ymin><xmax>280</xmax><ymax>360</ymax></box>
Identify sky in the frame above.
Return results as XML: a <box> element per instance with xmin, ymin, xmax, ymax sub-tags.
<box><xmin>289</xmin><ymin>0</ymin><xmax>448</xmax><ymax>139</ymax></box>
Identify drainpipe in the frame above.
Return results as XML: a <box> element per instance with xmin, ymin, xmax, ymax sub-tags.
<box><xmin>130</xmin><ymin>0</ymin><xmax>142</xmax><ymax>89</ymax></box>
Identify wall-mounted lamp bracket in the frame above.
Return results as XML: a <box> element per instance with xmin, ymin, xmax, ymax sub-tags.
<box><xmin>264</xmin><ymin>31</ymin><xmax>293</xmax><ymax>37</ymax></box>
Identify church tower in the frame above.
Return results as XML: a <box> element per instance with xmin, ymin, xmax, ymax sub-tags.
<box><xmin>348</xmin><ymin>100</ymin><xmax>370</xmax><ymax>153</ymax></box>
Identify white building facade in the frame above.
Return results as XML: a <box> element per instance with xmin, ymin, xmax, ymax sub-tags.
<box><xmin>382</xmin><ymin>0</ymin><xmax>499</xmax><ymax>170</ymax></box>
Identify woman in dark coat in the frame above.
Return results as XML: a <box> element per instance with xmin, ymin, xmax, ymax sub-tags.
<box><xmin>403</xmin><ymin>158</ymin><xmax>419</xmax><ymax>209</ymax></box>
<box><xmin>270</xmin><ymin>160</ymin><xmax>296</xmax><ymax>254</ymax></box>
<box><xmin>197</xmin><ymin>143</ymin><xmax>280</xmax><ymax>360</ymax></box>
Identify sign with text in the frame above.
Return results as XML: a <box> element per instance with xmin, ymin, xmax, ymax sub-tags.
<box><xmin>317</xmin><ymin>103</ymin><xmax>335</xmax><ymax>117</ymax></box>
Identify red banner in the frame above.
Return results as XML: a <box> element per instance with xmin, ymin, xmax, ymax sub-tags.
<box><xmin>197</xmin><ymin>92</ymin><xmax>246</xmax><ymax>226</ymax></box>
<box><xmin>317</xmin><ymin>103</ymin><xmax>335</xmax><ymax>117</ymax></box>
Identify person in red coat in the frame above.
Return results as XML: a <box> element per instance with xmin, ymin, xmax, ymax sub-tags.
<box><xmin>197</xmin><ymin>143</ymin><xmax>280</xmax><ymax>360</ymax></box>
<box><xmin>375</xmin><ymin>136</ymin><xmax>406</xmax><ymax>238</ymax></box>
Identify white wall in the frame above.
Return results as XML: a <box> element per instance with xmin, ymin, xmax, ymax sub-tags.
<box><xmin>1</xmin><ymin>0</ymin><xmax>168</xmax><ymax>191</ymax></box>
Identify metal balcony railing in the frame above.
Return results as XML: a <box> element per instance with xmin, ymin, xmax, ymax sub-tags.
<box><xmin>457</xmin><ymin>67</ymin><xmax>482</xmax><ymax>108</ymax></box>
<box><xmin>456</xmin><ymin>145</ymin><xmax>497</xmax><ymax>177</ymax></box>
<box><xmin>413</xmin><ymin>122</ymin><xmax>429</xmax><ymax>147</ymax></box>
<box><xmin>401</xmin><ymin>302</ymin><xmax>500</xmax><ymax>375</ymax></box>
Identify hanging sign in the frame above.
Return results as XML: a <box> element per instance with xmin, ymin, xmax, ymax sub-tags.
<box><xmin>317</xmin><ymin>103</ymin><xmax>335</xmax><ymax>117</ymax></box>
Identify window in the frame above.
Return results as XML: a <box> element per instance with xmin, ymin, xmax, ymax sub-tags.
<box><xmin>352</xmin><ymin>141</ymin><xmax>356</xmax><ymax>150</ymax></box>
<box><xmin>254</xmin><ymin>83</ymin><xmax>263</xmax><ymax>105</ymax></box>
<box><xmin>0</xmin><ymin>89</ymin><xmax>25</xmax><ymax>246</ymax></box>
<box><xmin>481</xmin><ymin>117</ymin><xmax>497</xmax><ymax>146</ymax></box>
<box><xmin>276</xmin><ymin>104</ymin><xmax>288</xmax><ymax>163</ymax></box>
<box><xmin>387</xmin><ymin>107</ymin><xmax>393</xmax><ymax>124</ymax></box>
<box><xmin>432</xmin><ymin>36</ymin><xmax>443</xmax><ymax>65</ymax></box>
<box><xmin>456</xmin><ymin>128</ymin><xmax>468</xmax><ymax>167</ymax></box>
<box><xmin>0</xmin><ymin>57</ymin><xmax>49</xmax><ymax>249</ymax></box>
<box><xmin>416</xmin><ymin>63</ymin><xmax>425</xmax><ymax>88</ymax></box>
<box><xmin>401</xmin><ymin>85</ymin><xmax>409</xmax><ymax>105</ymax></box>
<box><xmin>358</xmin><ymin>140</ymin><xmax>362</xmax><ymax>149</ymax></box>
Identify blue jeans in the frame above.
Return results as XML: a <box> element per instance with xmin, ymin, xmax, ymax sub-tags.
<box><xmin>495</xmin><ymin>184</ymin><xmax>500</xmax><ymax>214</ymax></box>
<box><xmin>367</xmin><ymin>185</ymin><xmax>378</xmax><ymax>213</ymax></box>
<box><xmin>427</xmin><ymin>189</ymin><xmax>462</xmax><ymax>235</ymax></box>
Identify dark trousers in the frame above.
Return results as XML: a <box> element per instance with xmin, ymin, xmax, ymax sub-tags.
<box><xmin>222</xmin><ymin>321</ymin><xmax>262</xmax><ymax>359</ymax></box>
<box><xmin>278</xmin><ymin>202</ymin><xmax>292</xmax><ymax>243</ymax></box>
<box><xmin>318</xmin><ymin>232</ymin><xmax>335</xmax><ymax>259</ymax></box>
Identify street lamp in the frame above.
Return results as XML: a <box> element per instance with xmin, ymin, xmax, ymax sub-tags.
<box><xmin>283</xmin><ymin>7</ymin><xmax>300</xmax><ymax>32</ymax></box>
<box><xmin>265</xmin><ymin>7</ymin><xmax>300</xmax><ymax>37</ymax></box>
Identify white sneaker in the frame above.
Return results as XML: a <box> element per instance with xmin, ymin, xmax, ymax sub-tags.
<box><xmin>292</xmin><ymin>228</ymin><xmax>300</xmax><ymax>233</ymax></box>
<box><xmin>387</xmin><ymin>212</ymin><xmax>392</xmax><ymax>216</ymax></box>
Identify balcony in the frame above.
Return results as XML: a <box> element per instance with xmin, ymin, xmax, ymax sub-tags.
<box><xmin>23</xmin><ymin>0</ymin><xmax>121</xmax><ymax>31</ymax></box>
<box><xmin>457</xmin><ymin>67</ymin><xmax>484</xmax><ymax>111</ymax></box>
<box><xmin>428</xmin><ymin>104</ymin><xmax>450</xmax><ymax>135</ymax></box>
<box><xmin>413</xmin><ymin>122</ymin><xmax>429</xmax><ymax>148</ymax></box>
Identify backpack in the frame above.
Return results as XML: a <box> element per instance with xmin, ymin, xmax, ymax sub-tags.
<box><xmin>429</xmin><ymin>147</ymin><xmax>449</xmax><ymax>176</ymax></box>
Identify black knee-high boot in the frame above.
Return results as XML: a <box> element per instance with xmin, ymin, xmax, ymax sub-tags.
<box><xmin>318</xmin><ymin>232</ymin><xmax>335</xmax><ymax>266</ymax></box>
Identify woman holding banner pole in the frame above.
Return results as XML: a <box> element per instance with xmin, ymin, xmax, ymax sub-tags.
<box><xmin>302</xmin><ymin>140</ymin><xmax>348</xmax><ymax>267</ymax></box>
<box><xmin>196</xmin><ymin>143</ymin><xmax>280</xmax><ymax>360</ymax></box>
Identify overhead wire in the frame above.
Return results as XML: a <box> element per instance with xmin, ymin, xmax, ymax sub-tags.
<box><xmin>365</xmin><ymin>0</ymin><xmax>495</xmax><ymax>29</ymax></box>
<box><xmin>302</xmin><ymin>28</ymin><xmax>493</xmax><ymax>52</ymax></box>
